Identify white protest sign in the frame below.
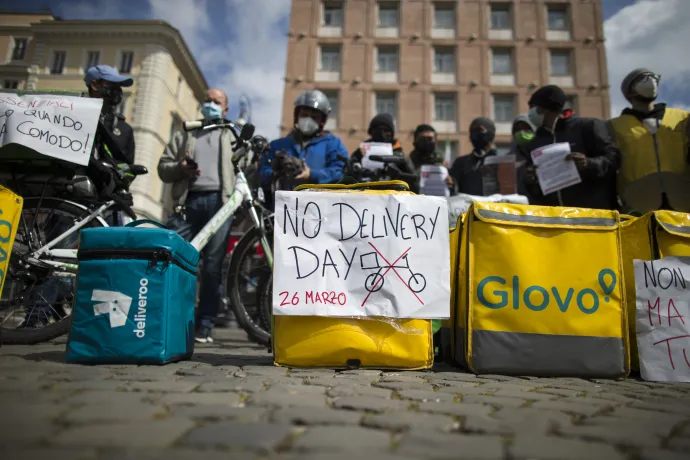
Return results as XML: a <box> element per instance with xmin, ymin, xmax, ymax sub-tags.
<box><xmin>0</xmin><ymin>93</ymin><xmax>102</xmax><ymax>166</ymax></box>
<box><xmin>530</xmin><ymin>142</ymin><xmax>582</xmax><ymax>195</ymax></box>
<box><xmin>273</xmin><ymin>191</ymin><xmax>450</xmax><ymax>319</ymax></box>
<box><xmin>419</xmin><ymin>165</ymin><xmax>450</xmax><ymax>197</ymax></box>
<box><xmin>634</xmin><ymin>257</ymin><xmax>690</xmax><ymax>382</ymax></box>
<box><xmin>360</xmin><ymin>142</ymin><xmax>393</xmax><ymax>171</ymax></box>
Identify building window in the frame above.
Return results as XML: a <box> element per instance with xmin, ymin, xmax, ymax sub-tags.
<box><xmin>11</xmin><ymin>38</ymin><xmax>28</xmax><ymax>61</ymax></box>
<box><xmin>323</xmin><ymin>90</ymin><xmax>339</xmax><ymax>130</ymax></box>
<box><xmin>489</xmin><ymin>4</ymin><xmax>513</xmax><ymax>40</ymax></box>
<box><xmin>491</xmin><ymin>49</ymin><xmax>513</xmax><ymax>75</ymax></box>
<box><xmin>320</xmin><ymin>45</ymin><xmax>341</xmax><ymax>72</ymax></box>
<box><xmin>320</xmin><ymin>1</ymin><xmax>343</xmax><ymax>36</ymax></box>
<box><xmin>434</xmin><ymin>93</ymin><xmax>456</xmax><ymax>122</ymax></box>
<box><xmin>323</xmin><ymin>1</ymin><xmax>343</xmax><ymax>26</ymax></box>
<box><xmin>375</xmin><ymin>92</ymin><xmax>398</xmax><ymax>121</ymax></box>
<box><xmin>490</xmin><ymin>5</ymin><xmax>511</xmax><ymax>30</ymax></box>
<box><xmin>317</xmin><ymin>45</ymin><xmax>341</xmax><ymax>81</ymax></box>
<box><xmin>376</xmin><ymin>46</ymin><xmax>398</xmax><ymax>72</ymax></box>
<box><xmin>377</xmin><ymin>2</ymin><xmax>399</xmax><ymax>37</ymax></box>
<box><xmin>493</xmin><ymin>95</ymin><xmax>516</xmax><ymax>124</ymax></box>
<box><xmin>86</xmin><ymin>51</ymin><xmax>100</xmax><ymax>69</ymax></box>
<box><xmin>550</xmin><ymin>50</ymin><xmax>571</xmax><ymax>76</ymax></box>
<box><xmin>119</xmin><ymin>51</ymin><xmax>134</xmax><ymax>74</ymax></box>
<box><xmin>3</xmin><ymin>80</ymin><xmax>19</xmax><ymax>89</ymax></box>
<box><xmin>433</xmin><ymin>4</ymin><xmax>455</xmax><ymax>38</ymax></box>
<box><xmin>547</xmin><ymin>6</ymin><xmax>568</xmax><ymax>30</ymax></box>
<box><xmin>50</xmin><ymin>51</ymin><xmax>66</xmax><ymax>74</ymax></box>
<box><xmin>432</xmin><ymin>47</ymin><xmax>455</xmax><ymax>84</ymax></box>
<box><xmin>434</xmin><ymin>47</ymin><xmax>455</xmax><ymax>74</ymax></box>
<box><xmin>378</xmin><ymin>3</ymin><xmax>399</xmax><ymax>27</ymax></box>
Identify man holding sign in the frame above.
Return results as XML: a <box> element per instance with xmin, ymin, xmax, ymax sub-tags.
<box><xmin>521</xmin><ymin>85</ymin><xmax>620</xmax><ymax>210</ymax></box>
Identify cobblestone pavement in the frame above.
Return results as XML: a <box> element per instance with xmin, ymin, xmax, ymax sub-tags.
<box><xmin>1</xmin><ymin>329</ymin><xmax>689</xmax><ymax>460</ymax></box>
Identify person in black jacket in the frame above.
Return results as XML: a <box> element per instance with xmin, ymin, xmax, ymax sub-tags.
<box><xmin>408</xmin><ymin>124</ymin><xmax>453</xmax><ymax>194</ymax></box>
<box><xmin>350</xmin><ymin>113</ymin><xmax>416</xmax><ymax>187</ymax></box>
<box><xmin>522</xmin><ymin>85</ymin><xmax>620</xmax><ymax>210</ymax></box>
<box><xmin>450</xmin><ymin>117</ymin><xmax>499</xmax><ymax>196</ymax></box>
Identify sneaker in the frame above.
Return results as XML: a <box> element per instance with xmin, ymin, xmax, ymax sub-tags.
<box><xmin>194</xmin><ymin>326</ymin><xmax>214</xmax><ymax>344</ymax></box>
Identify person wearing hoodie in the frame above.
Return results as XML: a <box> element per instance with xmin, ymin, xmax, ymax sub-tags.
<box><xmin>609</xmin><ymin>68</ymin><xmax>690</xmax><ymax>214</ymax></box>
<box><xmin>259</xmin><ymin>90</ymin><xmax>347</xmax><ymax>192</ymax></box>
<box><xmin>349</xmin><ymin>113</ymin><xmax>417</xmax><ymax>187</ymax></box>
<box><xmin>522</xmin><ymin>84</ymin><xmax>620</xmax><ymax>210</ymax></box>
<box><xmin>449</xmin><ymin>117</ymin><xmax>499</xmax><ymax>196</ymax></box>
<box><xmin>408</xmin><ymin>124</ymin><xmax>453</xmax><ymax>194</ymax></box>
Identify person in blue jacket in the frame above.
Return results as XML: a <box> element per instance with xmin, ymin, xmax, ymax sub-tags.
<box><xmin>259</xmin><ymin>90</ymin><xmax>347</xmax><ymax>192</ymax></box>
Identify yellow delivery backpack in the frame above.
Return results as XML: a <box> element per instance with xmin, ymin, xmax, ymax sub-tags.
<box><xmin>272</xmin><ymin>181</ymin><xmax>434</xmax><ymax>369</ymax></box>
<box><xmin>457</xmin><ymin>202</ymin><xmax>629</xmax><ymax>378</ymax></box>
<box><xmin>620</xmin><ymin>210</ymin><xmax>690</xmax><ymax>370</ymax></box>
<box><xmin>0</xmin><ymin>186</ymin><xmax>23</xmax><ymax>299</ymax></box>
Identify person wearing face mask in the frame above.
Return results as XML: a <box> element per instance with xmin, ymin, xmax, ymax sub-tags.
<box><xmin>609</xmin><ymin>68</ymin><xmax>690</xmax><ymax>214</ymax></box>
<box><xmin>349</xmin><ymin>113</ymin><xmax>417</xmax><ymax>186</ymax></box>
<box><xmin>158</xmin><ymin>88</ymin><xmax>238</xmax><ymax>344</ymax></box>
<box><xmin>408</xmin><ymin>124</ymin><xmax>453</xmax><ymax>194</ymax></box>
<box><xmin>510</xmin><ymin>114</ymin><xmax>537</xmax><ymax>198</ymax></box>
<box><xmin>259</xmin><ymin>90</ymin><xmax>347</xmax><ymax>192</ymax></box>
<box><xmin>522</xmin><ymin>85</ymin><xmax>620</xmax><ymax>210</ymax></box>
<box><xmin>449</xmin><ymin>118</ymin><xmax>498</xmax><ymax>196</ymax></box>
<box><xmin>84</xmin><ymin>65</ymin><xmax>135</xmax><ymax>165</ymax></box>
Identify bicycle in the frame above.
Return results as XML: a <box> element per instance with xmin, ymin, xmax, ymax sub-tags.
<box><xmin>0</xmin><ymin>119</ymin><xmax>271</xmax><ymax>344</ymax></box>
<box><xmin>0</xmin><ymin>147</ymin><xmax>148</xmax><ymax>344</ymax></box>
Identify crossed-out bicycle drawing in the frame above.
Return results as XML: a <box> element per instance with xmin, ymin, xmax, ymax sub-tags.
<box><xmin>359</xmin><ymin>242</ymin><xmax>427</xmax><ymax>307</ymax></box>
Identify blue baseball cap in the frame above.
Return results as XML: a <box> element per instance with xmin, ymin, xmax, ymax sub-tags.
<box><xmin>84</xmin><ymin>65</ymin><xmax>134</xmax><ymax>88</ymax></box>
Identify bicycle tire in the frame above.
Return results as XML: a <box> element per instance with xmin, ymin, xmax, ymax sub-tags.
<box><xmin>256</xmin><ymin>271</ymin><xmax>272</xmax><ymax>334</ymax></box>
<box><xmin>1</xmin><ymin>197</ymin><xmax>106</xmax><ymax>345</ymax></box>
<box><xmin>224</xmin><ymin>225</ymin><xmax>272</xmax><ymax>346</ymax></box>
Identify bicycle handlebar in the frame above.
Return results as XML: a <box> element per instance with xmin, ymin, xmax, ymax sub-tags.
<box><xmin>182</xmin><ymin>119</ymin><xmax>256</xmax><ymax>166</ymax></box>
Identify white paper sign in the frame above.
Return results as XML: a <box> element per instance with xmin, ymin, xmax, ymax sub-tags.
<box><xmin>360</xmin><ymin>142</ymin><xmax>393</xmax><ymax>171</ymax></box>
<box><xmin>419</xmin><ymin>165</ymin><xmax>450</xmax><ymax>198</ymax></box>
<box><xmin>530</xmin><ymin>142</ymin><xmax>582</xmax><ymax>195</ymax></box>
<box><xmin>273</xmin><ymin>191</ymin><xmax>451</xmax><ymax>319</ymax></box>
<box><xmin>634</xmin><ymin>257</ymin><xmax>690</xmax><ymax>382</ymax></box>
<box><xmin>0</xmin><ymin>93</ymin><xmax>102</xmax><ymax>166</ymax></box>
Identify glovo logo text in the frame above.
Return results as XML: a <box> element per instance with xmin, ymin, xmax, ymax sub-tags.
<box><xmin>476</xmin><ymin>268</ymin><xmax>617</xmax><ymax>314</ymax></box>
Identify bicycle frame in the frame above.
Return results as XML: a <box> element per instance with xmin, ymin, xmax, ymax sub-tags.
<box><xmin>22</xmin><ymin>171</ymin><xmax>274</xmax><ymax>274</ymax></box>
<box><xmin>189</xmin><ymin>171</ymin><xmax>274</xmax><ymax>269</ymax></box>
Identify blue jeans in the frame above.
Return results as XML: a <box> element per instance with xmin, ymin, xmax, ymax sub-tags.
<box><xmin>167</xmin><ymin>191</ymin><xmax>232</xmax><ymax>331</ymax></box>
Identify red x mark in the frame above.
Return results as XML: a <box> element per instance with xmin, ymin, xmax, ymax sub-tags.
<box><xmin>361</xmin><ymin>242</ymin><xmax>425</xmax><ymax>307</ymax></box>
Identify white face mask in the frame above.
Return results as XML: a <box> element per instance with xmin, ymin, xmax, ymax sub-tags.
<box><xmin>297</xmin><ymin>116</ymin><xmax>319</xmax><ymax>136</ymax></box>
<box><xmin>527</xmin><ymin>107</ymin><xmax>544</xmax><ymax>128</ymax></box>
<box><xmin>633</xmin><ymin>75</ymin><xmax>659</xmax><ymax>100</ymax></box>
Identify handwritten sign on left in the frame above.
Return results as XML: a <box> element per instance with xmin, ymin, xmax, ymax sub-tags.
<box><xmin>634</xmin><ymin>257</ymin><xmax>690</xmax><ymax>382</ymax></box>
<box><xmin>273</xmin><ymin>190</ymin><xmax>451</xmax><ymax>319</ymax></box>
<box><xmin>0</xmin><ymin>93</ymin><xmax>103</xmax><ymax>166</ymax></box>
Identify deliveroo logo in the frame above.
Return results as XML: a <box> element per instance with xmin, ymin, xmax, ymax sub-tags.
<box><xmin>92</xmin><ymin>290</ymin><xmax>133</xmax><ymax>328</ymax></box>
<box><xmin>476</xmin><ymin>268</ymin><xmax>617</xmax><ymax>314</ymax></box>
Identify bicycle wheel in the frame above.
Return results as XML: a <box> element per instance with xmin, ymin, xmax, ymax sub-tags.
<box><xmin>256</xmin><ymin>271</ymin><xmax>272</xmax><ymax>335</ymax></box>
<box><xmin>224</xmin><ymin>225</ymin><xmax>272</xmax><ymax>346</ymax></box>
<box><xmin>1</xmin><ymin>197</ymin><xmax>106</xmax><ymax>344</ymax></box>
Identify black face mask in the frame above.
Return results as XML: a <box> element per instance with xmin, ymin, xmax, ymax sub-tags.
<box><xmin>99</xmin><ymin>85</ymin><xmax>123</xmax><ymax>107</ymax></box>
<box><xmin>370</xmin><ymin>127</ymin><xmax>394</xmax><ymax>144</ymax></box>
<box><xmin>470</xmin><ymin>131</ymin><xmax>494</xmax><ymax>151</ymax></box>
<box><xmin>415</xmin><ymin>138</ymin><xmax>436</xmax><ymax>156</ymax></box>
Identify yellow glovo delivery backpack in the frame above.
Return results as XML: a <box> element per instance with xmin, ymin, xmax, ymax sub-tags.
<box><xmin>271</xmin><ymin>181</ymin><xmax>450</xmax><ymax>369</ymax></box>
<box><xmin>0</xmin><ymin>186</ymin><xmax>23</xmax><ymax>299</ymax></box>
<box><xmin>620</xmin><ymin>210</ymin><xmax>690</xmax><ymax>371</ymax></box>
<box><xmin>455</xmin><ymin>202</ymin><xmax>629</xmax><ymax>378</ymax></box>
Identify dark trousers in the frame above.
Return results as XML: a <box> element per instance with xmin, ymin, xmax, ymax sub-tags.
<box><xmin>167</xmin><ymin>191</ymin><xmax>232</xmax><ymax>330</ymax></box>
